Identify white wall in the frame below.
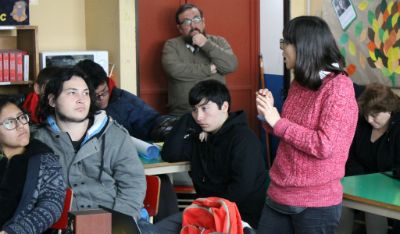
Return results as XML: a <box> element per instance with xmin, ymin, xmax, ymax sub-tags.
<box><xmin>260</xmin><ymin>1</ymin><xmax>284</xmax><ymax>75</ymax></box>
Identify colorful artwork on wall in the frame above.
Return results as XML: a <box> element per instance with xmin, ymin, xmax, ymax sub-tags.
<box><xmin>323</xmin><ymin>0</ymin><xmax>400</xmax><ymax>87</ymax></box>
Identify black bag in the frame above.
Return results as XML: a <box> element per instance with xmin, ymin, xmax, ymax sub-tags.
<box><xmin>150</xmin><ymin>116</ymin><xmax>179</xmax><ymax>142</ymax></box>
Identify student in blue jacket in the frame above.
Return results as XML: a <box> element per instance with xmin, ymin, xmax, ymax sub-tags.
<box><xmin>0</xmin><ymin>97</ymin><xmax>65</xmax><ymax>234</ymax></box>
<box><xmin>75</xmin><ymin>59</ymin><xmax>177</xmax><ymax>142</ymax></box>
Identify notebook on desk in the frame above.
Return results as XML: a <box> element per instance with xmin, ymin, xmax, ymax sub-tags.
<box><xmin>99</xmin><ymin>206</ymin><xmax>142</xmax><ymax>234</ymax></box>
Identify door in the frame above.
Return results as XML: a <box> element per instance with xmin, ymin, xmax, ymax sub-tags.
<box><xmin>137</xmin><ymin>0</ymin><xmax>260</xmax><ymax>132</ymax></box>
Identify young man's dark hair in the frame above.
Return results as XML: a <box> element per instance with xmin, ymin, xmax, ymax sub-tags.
<box><xmin>175</xmin><ymin>3</ymin><xmax>203</xmax><ymax>24</ymax></box>
<box><xmin>37</xmin><ymin>67</ymin><xmax>98</xmax><ymax>122</ymax></box>
<box><xmin>189</xmin><ymin>79</ymin><xmax>231</xmax><ymax>111</ymax></box>
<box><xmin>75</xmin><ymin>59</ymin><xmax>108</xmax><ymax>88</ymax></box>
<box><xmin>36</xmin><ymin>66</ymin><xmax>62</xmax><ymax>88</ymax></box>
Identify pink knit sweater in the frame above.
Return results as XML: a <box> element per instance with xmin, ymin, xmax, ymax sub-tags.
<box><xmin>266</xmin><ymin>73</ymin><xmax>358</xmax><ymax>207</ymax></box>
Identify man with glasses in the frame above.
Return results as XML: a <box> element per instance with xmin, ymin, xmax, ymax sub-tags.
<box><xmin>162</xmin><ymin>3</ymin><xmax>238</xmax><ymax>117</ymax></box>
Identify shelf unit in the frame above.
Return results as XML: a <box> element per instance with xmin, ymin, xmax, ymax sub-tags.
<box><xmin>0</xmin><ymin>25</ymin><xmax>38</xmax><ymax>94</ymax></box>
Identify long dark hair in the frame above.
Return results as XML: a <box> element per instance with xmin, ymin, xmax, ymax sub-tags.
<box><xmin>37</xmin><ymin>67</ymin><xmax>98</xmax><ymax>123</ymax></box>
<box><xmin>283</xmin><ymin>16</ymin><xmax>346</xmax><ymax>90</ymax></box>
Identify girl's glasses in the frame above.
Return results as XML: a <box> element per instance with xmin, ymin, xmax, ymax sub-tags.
<box><xmin>0</xmin><ymin>113</ymin><xmax>30</xmax><ymax>130</ymax></box>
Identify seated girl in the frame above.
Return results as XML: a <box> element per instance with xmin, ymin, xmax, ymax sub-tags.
<box><xmin>0</xmin><ymin>98</ymin><xmax>65</xmax><ymax>234</ymax></box>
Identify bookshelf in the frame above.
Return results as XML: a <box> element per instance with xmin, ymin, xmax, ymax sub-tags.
<box><xmin>0</xmin><ymin>25</ymin><xmax>38</xmax><ymax>94</ymax></box>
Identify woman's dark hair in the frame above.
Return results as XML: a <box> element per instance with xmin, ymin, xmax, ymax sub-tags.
<box><xmin>0</xmin><ymin>97</ymin><xmax>20</xmax><ymax>115</ymax></box>
<box><xmin>283</xmin><ymin>16</ymin><xmax>346</xmax><ymax>90</ymax></box>
<box><xmin>37</xmin><ymin>67</ymin><xmax>98</xmax><ymax>123</ymax></box>
<box><xmin>36</xmin><ymin>66</ymin><xmax>63</xmax><ymax>88</ymax></box>
<box><xmin>189</xmin><ymin>80</ymin><xmax>231</xmax><ymax>111</ymax></box>
<box><xmin>75</xmin><ymin>59</ymin><xmax>108</xmax><ymax>89</ymax></box>
<box><xmin>175</xmin><ymin>3</ymin><xmax>203</xmax><ymax>24</ymax></box>
<box><xmin>358</xmin><ymin>83</ymin><xmax>400</xmax><ymax>116</ymax></box>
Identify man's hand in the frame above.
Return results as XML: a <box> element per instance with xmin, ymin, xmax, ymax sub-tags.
<box><xmin>210</xmin><ymin>64</ymin><xmax>217</xmax><ymax>74</ymax></box>
<box><xmin>199</xmin><ymin>131</ymin><xmax>208</xmax><ymax>142</ymax></box>
<box><xmin>192</xmin><ymin>33</ymin><xmax>207</xmax><ymax>47</ymax></box>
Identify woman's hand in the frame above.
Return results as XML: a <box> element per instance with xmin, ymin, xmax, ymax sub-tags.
<box><xmin>257</xmin><ymin>89</ymin><xmax>274</xmax><ymax>107</ymax></box>
<box><xmin>256</xmin><ymin>89</ymin><xmax>281</xmax><ymax>127</ymax></box>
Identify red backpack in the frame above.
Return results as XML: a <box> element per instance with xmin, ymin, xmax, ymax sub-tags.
<box><xmin>180</xmin><ymin>197</ymin><xmax>244</xmax><ymax>234</ymax></box>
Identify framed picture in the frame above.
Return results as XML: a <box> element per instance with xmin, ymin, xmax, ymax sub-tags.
<box><xmin>332</xmin><ymin>0</ymin><xmax>357</xmax><ymax>30</ymax></box>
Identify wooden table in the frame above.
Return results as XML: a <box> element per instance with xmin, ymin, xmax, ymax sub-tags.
<box><xmin>142</xmin><ymin>159</ymin><xmax>191</xmax><ymax>176</ymax></box>
<box><xmin>342</xmin><ymin>172</ymin><xmax>400</xmax><ymax>220</ymax></box>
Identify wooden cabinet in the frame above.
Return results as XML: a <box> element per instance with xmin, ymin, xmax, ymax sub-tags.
<box><xmin>0</xmin><ymin>25</ymin><xmax>38</xmax><ymax>94</ymax></box>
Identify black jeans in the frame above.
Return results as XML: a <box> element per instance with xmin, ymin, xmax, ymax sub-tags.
<box><xmin>257</xmin><ymin>202</ymin><xmax>342</xmax><ymax>234</ymax></box>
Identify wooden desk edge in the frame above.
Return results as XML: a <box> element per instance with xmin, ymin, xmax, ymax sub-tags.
<box><xmin>143</xmin><ymin>161</ymin><xmax>190</xmax><ymax>169</ymax></box>
<box><xmin>343</xmin><ymin>193</ymin><xmax>400</xmax><ymax>212</ymax></box>
<box><xmin>143</xmin><ymin>161</ymin><xmax>191</xmax><ymax>175</ymax></box>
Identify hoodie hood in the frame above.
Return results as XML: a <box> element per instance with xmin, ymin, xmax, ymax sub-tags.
<box><xmin>45</xmin><ymin>110</ymin><xmax>109</xmax><ymax>146</ymax></box>
<box><xmin>213</xmin><ymin>110</ymin><xmax>248</xmax><ymax>136</ymax></box>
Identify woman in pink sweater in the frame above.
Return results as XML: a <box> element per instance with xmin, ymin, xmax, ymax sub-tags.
<box><xmin>256</xmin><ymin>16</ymin><xmax>358</xmax><ymax>233</ymax></box>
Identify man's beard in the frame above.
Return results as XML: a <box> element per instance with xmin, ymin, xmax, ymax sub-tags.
<box><xmin>56</xmin><ymin>108</ymin><xmax>88</xmax><ymax>123</ymax></box>
<box><xmin>183</xmin><ymin>29</ymin><xmax>207</xmax><ymax>45</ymax></box>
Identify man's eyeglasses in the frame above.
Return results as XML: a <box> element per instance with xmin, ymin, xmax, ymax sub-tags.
<box><xmin>280</xmin><ymin>38</ymin><xmax>289</xmax><ymax>50</ymax></box>
<box><xmin>180</xmin><ymin>16</ymin><xmax>203</xmax><ymax>26</ymax></box>
<box><xmin>96</xmin><ymin>86</ymin><xmax>109</xmax><ymax>100</ymax></box>
<box><xmin>0</xmin><ymin>113</ymin><xmax>29</xmax><ymax>130</ymax></box>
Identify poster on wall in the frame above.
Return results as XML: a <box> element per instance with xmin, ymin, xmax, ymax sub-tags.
<box><xmin>323</xmin><ymin>0</ymin><xmax>400</xmax><ymax>87</ymax></box>
<box><xmin>331</xmin><ymin>0</ymin><xmax>357</xmax><ymax>29</ymax></box>
<box><xmin>0</xmin><ymin>0</ymin><xmax>29</xmax><ymax>26</ymax></box>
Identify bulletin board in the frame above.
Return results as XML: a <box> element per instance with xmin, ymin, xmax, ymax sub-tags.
<box><xmin>322</xmin><ymin>0</ymin><xmax>400</xmax><ymax>87</ymax></box>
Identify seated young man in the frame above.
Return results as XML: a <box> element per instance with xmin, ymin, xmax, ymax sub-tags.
<box><xmin>158</xmin><ymin>80</ymin><xmax>267</xmax><ymax>229</ymax></box>
<box><xmin>32</xmin><ymin>67</ymin><xmax>158</xmax><ymax>233</ymax></box>
<box><xmin>75</xmin><ymin>60</ymin><xmax>179</xmax><ymax>222</ymax></box>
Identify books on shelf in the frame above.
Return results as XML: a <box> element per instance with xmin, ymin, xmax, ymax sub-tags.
<box><xmin>23</xmin><ymin>54</ymin><xmax>29</xmax><ymax>81</ymax></box>
<box><xmin>2</xmin><ymin>51</ymin><xmax>9</xmax><ymax>82</ymax></box>
<box><xmin>0</xmin><ymin>49</ymin><xmax>29</xmax><ymax>83</ymax></box>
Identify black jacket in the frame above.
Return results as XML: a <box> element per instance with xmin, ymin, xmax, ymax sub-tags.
<box><xmin>161</xmin><ymin>111</ymin><xmax>267</xmax><ymax>227</ymax></box>
<box><xmin>346</xmin><ymin>112</ymin><xmax>400</xmax><ymax>176</ymax></box>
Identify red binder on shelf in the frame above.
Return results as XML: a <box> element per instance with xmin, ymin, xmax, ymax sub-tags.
<box><xmin>0</xmin><ymin>53</ymin><xmax>3</xmax><ymax>82</ymax></box>
<box><xmin>2</xmin><ymin>51</ymin><xmax>9</xmax><ymax>82</ymax></box>
<box><xmin>9</xmin><ymin>51</ymin><xmax>16</xmax><ymax>82</ymax></box>
<box><xmin>16</xmin><ymin>50</ymin><xmax>27</xmax><ymax>81</ymax></box>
